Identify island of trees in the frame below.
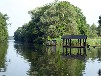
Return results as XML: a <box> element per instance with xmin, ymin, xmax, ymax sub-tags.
<box><xmin>14</xmin><ymin>1</ymin><xmax>101</xmax><ymax>44</ymax></box>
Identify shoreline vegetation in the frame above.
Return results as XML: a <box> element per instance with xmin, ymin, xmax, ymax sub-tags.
<box><xmin>0</xmin><ymin>12</ymin><xmax>8</xmax><ymax>42</ymax></box>
<box><xmin>87</xmin><ymin>38</ymin><xmax>101</xmax><ymax>46</ymax></box>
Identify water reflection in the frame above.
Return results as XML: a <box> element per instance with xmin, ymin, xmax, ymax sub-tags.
<box><xmin>0</xmin><ymin>40</ymin><xmax>31</xmax><ymax>76</ymax></box>
<box><xmin>83</xmin><ymin>47</ymin><xmax>101</xmax><ymax>76</ymax></box>
<box><xmin>63</xmin><ymin>47</ymin><xmax>86</xmax><ymax>56</ymax></box>
<box><xmin>14</xmin><ymin>43</ymin><xmax>86</xmax><ymax>76</ymax></box>
<box><xmin>14</xmin><ymin>42</ymin><xmax>46</xmax><ymax>76</ymax></box>
<box><xmin>97</xmin><ymin>48</ymin><xmax>101</xmax><ymax>61</ymax></box>
<box><xmin>1</xmin><ymin>41</ymin><xmax>101</xmax><ymax>76</ymax></box>
<box><xmin>0</xmin><ymin>42</ymin><xmax>8</xmax><ymax>73</ymax></box>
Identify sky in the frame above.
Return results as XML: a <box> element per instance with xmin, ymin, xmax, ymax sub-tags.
<box><xmin>0</xmin><ymin>0</ymin><xmax>101</xmax><ymax>36</ymax></box>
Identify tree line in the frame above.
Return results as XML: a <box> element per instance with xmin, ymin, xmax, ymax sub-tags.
<box><xmin>0</xmin><ymin>12</ymin><xmax>8</xmax><ymax>42</ymax></box>
<box><xmin>14</xmin><ymin>1</ymin><xmax>100</xmax><ymax>44</ymax></box>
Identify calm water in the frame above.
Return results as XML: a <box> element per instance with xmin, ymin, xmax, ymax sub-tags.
<box><xmin>0</xmin><ymin>40</ymin><xmax>101</xmax><ymax>76</ymax></box>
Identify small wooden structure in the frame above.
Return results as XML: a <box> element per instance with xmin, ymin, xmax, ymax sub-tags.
<box><xmin>61</xmin><ymin>35</ymin><xmax>87</xmax><ymax>48</ymax></box>
<box><xmin>61</xmin><ymin>35</ymin><xmax>87</xmax><ymax>55</ymax></box>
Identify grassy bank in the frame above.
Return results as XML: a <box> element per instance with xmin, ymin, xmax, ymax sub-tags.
<box><xmin>87</xmin><ymin>38</ymin><xmax>101</xmax><ymax>46</ymax></box>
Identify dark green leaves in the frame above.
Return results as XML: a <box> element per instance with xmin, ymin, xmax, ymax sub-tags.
<box><xmin>0</xmin><ymin>12</ymin><xmax>8</xmax><ymax>42</ymax></box>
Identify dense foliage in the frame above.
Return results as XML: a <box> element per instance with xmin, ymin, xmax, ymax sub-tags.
<box><xmin>0</xmin><ymin>12</ymin><xmax>8</xmax><ymax>42</ymax></box>
<box><xmin>97</xmin><ymin>16</ymin><xmax>101</xmax><ymax>36</ymax></box>
<box><xmin>14</xmin><ymin>1</ymin><xmax>97</xmax><ymax>44</ymax></box>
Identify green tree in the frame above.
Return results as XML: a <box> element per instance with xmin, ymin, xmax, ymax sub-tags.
<box><xmin>0</xmin><ymin>12</ymin><xmax>8</xmax><ymax>42</ymax></box>
<box><xmin>14</xmin><ymin>1</ymin><xmax>89</xmax><ymax>44</ymax></box>
<box><xmin>97</xmin><ymin>16</ymin><xmax>101</xmax><ymax>36</ymax></box>
<box><xmin>89</xmin><ymin>23</ymin><xmax>97</xmax><ymax>38</ymax></box>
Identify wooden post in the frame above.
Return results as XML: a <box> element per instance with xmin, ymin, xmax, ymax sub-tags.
<box><xmin>80</xmin><ymin>39</ymin><xmax>82</xmax><ymax>55</ymax></box>
<box><xmin>70</xmin><ymin>48</ymin><xmax>71</xmax><ymax>55</ymax></box>
<box><xmin>70</xmin><ymin>39</ymin><xmax>71</xmax><ymax>55</ymax></box>
<box><xmin>83</xmin><ymin>48</ymin><xmax>86</xmax><ymax>55</ymax></box>
<box><xmin>66</xmin><ymin>48</ymin><xmax>68</xmax><ymax>55</ymax></box>
<box><xmin>70</xmin><ymin>39</ymin><xmax>71</xmax><ymax>46</ymax></box>
<box><xmin>68</xmin><ymin>39</ymin><xmax>69</xmax><ymax>46</ymax></box>
<box><xmin>66</xmin><ymin>39</ymin><xmax>67</xmax><ymax>45</ymax></box>
<box><xmin>77</xmin><ymin>48</ymin><xmax>79</xmax><ymax>55</ymax></box>
<box><xmin>80</xmin><ymin>39</ymin><xmax>81</xmax><ymax>46</ymax></box>
<box><xmin>85</xmin><ymin>39</ymin><xmax>86</xmax><ymax>47</ymax></box>
<box><xmin>83</xmin><ymin>39</ymin><xmax>84</xmax><ymax>46</ymax></box>
<box><xmin>63</xmin><ymin>39</ymin><xmax>64</xmax><ymax>46</ymax></box>
<box><xmin>78</xmin><ymin>39</ymin><xmax>79</xmax><ymax>46</ymax></box>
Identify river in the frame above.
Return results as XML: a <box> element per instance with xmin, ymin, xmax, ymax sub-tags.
<box><xmin>0</xmin><ymin>40</ymin><xmax>101</xmax><ymax>76</ymax></box>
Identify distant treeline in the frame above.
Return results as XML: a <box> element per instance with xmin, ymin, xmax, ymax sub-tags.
<box><xmin>0</xmin><ymin>12</ymin><xmax>8</xmax><ymax>42</ymax></box>
<box><xmin>14</xmin><ymin>1</ymin><xmax>101</xmax><ymax>44</ymax></box>
<box><xmin>8</xmin><ymin>36</ymin><xmax>14</xmax><ymax>40</ymax></box>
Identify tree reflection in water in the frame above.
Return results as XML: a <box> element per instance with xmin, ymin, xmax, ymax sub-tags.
<box><xmin>14</xmin><ymin>42</ymin><xmax>86</xmax><ymax>76</ymax></box>
<box><xmin>0</xmin><ymin>42</ymin><xmax>8</xmax><ymax>72</ymax></box>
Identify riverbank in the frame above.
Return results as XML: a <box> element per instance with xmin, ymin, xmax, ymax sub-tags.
<box><xmin>87</xmin><ymin>38</ymin><xmax>101</xmax><ymax>46</ymax></box>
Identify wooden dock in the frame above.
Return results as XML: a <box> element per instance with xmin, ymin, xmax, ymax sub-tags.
<box><xmin>61</xmin><ymin>35</ymin><xmax>87</xmax><ymax>48</ymax></box>
<box><xmin>63</xmin><ymin>45</ymin><xmax>85</xmax><ymax>48</ymax></box>
<box><xmin>61</xmin><ymin>35</ymin><xmax>87</xmax><ymax>55</ymax></box>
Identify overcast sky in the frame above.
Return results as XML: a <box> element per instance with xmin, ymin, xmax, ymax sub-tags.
<box><xmin>0</xmin><ymin>0</ymin><xmax>101</xmax><ymax>36</ymax></box>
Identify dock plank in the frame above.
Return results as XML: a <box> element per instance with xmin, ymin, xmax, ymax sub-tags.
<box><xmin>63</xmin><ymin>45</ymin><xmax>85</xmax><ymax>48</ymax></box>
